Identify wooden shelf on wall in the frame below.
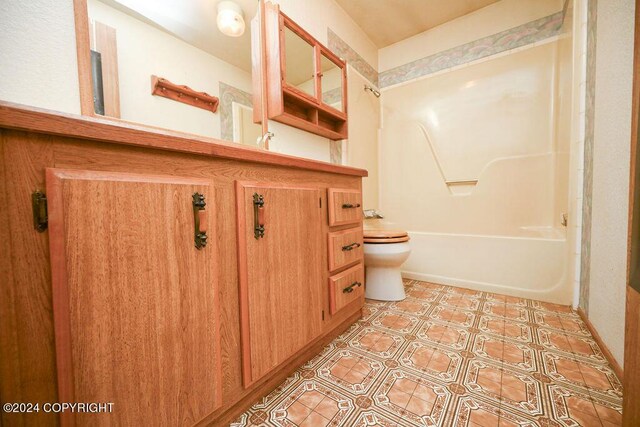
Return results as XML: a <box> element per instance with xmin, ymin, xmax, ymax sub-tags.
<box><xmin>151</xmin><ymin>75</ymin><xmax>219</xmax><ymax>113</ymax></box>
<box><xmin>253</xmin><ymin>2</ymin><xmax>348</xmax><ymax>141</ymax></box>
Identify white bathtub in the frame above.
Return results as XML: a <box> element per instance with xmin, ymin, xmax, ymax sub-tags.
<box><xmin>401</xmin><ymin>230</ymin><xmax>572</xmax><ymax>304</ymax></box>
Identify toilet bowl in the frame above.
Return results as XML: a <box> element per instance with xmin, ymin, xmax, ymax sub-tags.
<box><xmin>363</xmin><ymin>229</ymin><xmax>411</xmax><ymax>301</ymax></box>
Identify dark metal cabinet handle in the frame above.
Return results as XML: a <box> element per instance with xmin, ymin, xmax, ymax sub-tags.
<box><xmin>193</xmin><ymin>193</ymin><xmax>208</xmax><ymax>249</ymax></box>
<box><xmin>342</xmin><ymin>242</ymin><xmax>361</xmax><ymax>251</ymax></box>
<box><xmin>253</xmin><ymin>193</ymin><xmax>265</xmax><ymax>239</ymax></box>
<box><xmin>343</xmin><ymin>281</ymin><xmax>362</xmax><ymax>293</ymax></box>
<box><xmin>342</xmin><ymin>203</ymin><xmax>361</xmax><ymax>209</ymax></box>
<box><xmin>32</xmin><ymin>190</ymin><xmax>48</xmax><ymax>232</ymax></box>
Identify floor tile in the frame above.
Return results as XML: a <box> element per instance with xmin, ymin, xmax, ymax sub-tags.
<box><xmin>233</xmin><ymin>280</ymin><xmax>623</xmax><ymax>427</ymax></box>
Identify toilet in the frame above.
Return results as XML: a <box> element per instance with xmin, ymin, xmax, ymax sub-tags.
<box><xmin>363</xmin><ymin>228</ymin><xmax>411</xmax><ymax>301</ymax></box>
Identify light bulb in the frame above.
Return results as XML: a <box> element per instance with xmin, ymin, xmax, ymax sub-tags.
<box><xmin>217</xmin><ymin>1</ymin><xmax>245</xmax><ymax>37</ymax></box>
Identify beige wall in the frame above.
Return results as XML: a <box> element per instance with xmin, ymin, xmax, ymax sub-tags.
<box><xmin>587</xmin><ymin>0</ymin><xmax>635</xmax><ymax>366</ymax></box>
<box><xmin>378</xmin><ymin>0</ymin><xmax>563</xmax><ymax>72</ymax></box>
<box><xmin>346</xmin><ymin>67</ymin><xmax>380</xmax><ymax>209</ymax></box>
<box><xmin>0</xmin><ymin>0</ymin><xmax>80</xmax><ymax>114</ymax></box>
<box><xmin>89</xmin><ymin>0</ymin><xmax>253</xmax><ymax>139</ymax></box>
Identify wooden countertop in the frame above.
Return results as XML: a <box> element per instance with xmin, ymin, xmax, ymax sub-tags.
<box><xmin>0</xmin><ymin>101</ymin><xmax>368</xmax><ymax>177</ymax></box>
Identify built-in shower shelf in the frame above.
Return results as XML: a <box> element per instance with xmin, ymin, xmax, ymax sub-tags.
<box><xmin>446</xmin><ymin>180</ymin><xmax>478</xmax><ymax>186</ymax></box>
<box><xmin>446</xmin><ymin>180</ymin><xmax>478</xmax><ymax>196</ymax></box>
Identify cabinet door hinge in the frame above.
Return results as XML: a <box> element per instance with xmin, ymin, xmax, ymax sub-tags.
<box><xmin>322</xmin><ymin>310</ymin><xmax>325</xmax><ymax>321</ymax></box>
<box><xmin>319</xmin><ymin>197</ymin><xmax>322</xmax><ymax>208</ymax></box>
<box><xmin>32</xmin><ymin>190</ymin><xmax>48</xmax><ymax>232</ymax></box>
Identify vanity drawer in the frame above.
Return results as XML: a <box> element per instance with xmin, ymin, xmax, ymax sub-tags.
<box><xmin>328</xmin><ymin>227</ymin><xmax>363</xmax><ymax>272</ymax></box>
<box><xmin>329</xmin><ymin>263</ymin><xmax>365</xmax><ymax>315</ymax></box>
<box><xmin>328</xmin><ymin>188</ymin><xmax>362</xmax><ymax>227</ymax></box>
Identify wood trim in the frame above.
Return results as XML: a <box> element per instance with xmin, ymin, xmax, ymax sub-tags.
<box><xmin>624</xmin><ymin>0</ymin><xmax>640</xmax><ymax>423</ymax></box>
<box><xmin>261</xmin><ymin>3</ymin><xmax>348</xmax><ymax>140</ymax></box>
<box><xmin>281</xmin><ymin>86</ymin><xmax>346</xmax><ymax>120</ymax></box>
<box><xmin>280</xmin><ymin>11</ymin><xmax>343</xmax><ymax>70</ymax></box>
<box><xmin>198</xmin><ymin>309</ymin><xmax>361</xmax><ymax>426</ymax></box>
<box><xmin>341</xmin><ymin>55</ymin><xmax>349</xmax><ymax>132</ymax></box>
<box><xmin>328</xmin><ymin>188</ymin><xmax>362</xmax><ymax>227</ymax></box>
<box><xmin>318</xmin><ymin>45</ymin><xmax>348</xmax><ymax>116</ymax></box>
<box><xmin>46</xmin><ymin>167</ymin><xmax>214</xmax><ymax>185</ymax></box>
<box><xmin>577</xmin><ymin>307</ymin><xmax>623</xmax><ymax>381</ymax></box>
<box><xmin>283</xmin><ymin>82</ymin><xmax>321</xmax><ymax>108</ymax></box>
<box><xmin>46</xmin><ymin>168</ymin><xmax>76</xmax><ymax>427</ymax></box>
<box><xmin>623</xmin><ymin>286</ymin><xmax>640</xmax><ymax>426</ymax></box>
<box><xmin>234</xmin><ymin>180</ymin><xmax>325</xmax><ymax>388</ymax></box>
<box><xmin>150</xmin><ymin>76</ymin><xmax>219</xmax><ymax>113</ymax></box>
<box><xmin>94</xmin><ymin>21</ymin><xmax>121</xmax><ymax>118</ymax></box>
<box><xmin>626</xmin><ymin>0</ymin><xmax>640</xmax><ymax>291</ymax></box>
<box><xmin>327</xmin><ymin>227</ymin><xmax>364</xmax><ymax>272</ymax></box>
<box><xmin>265</xmin><ymin>2</ymin><xmax>284</xmax><ymax>118</ymax></box>
<box><xmin>251</xmin><ymin>10</ymin><xmax>264</xmax><ymax>127</ymax></box>
<box><xmin>258</xmin><ymin>0</ymin><xmax>270</xmax><ymax>143</ymax></box>
<box><xmin>234</xmin><ymin>180</ymin><xmax>253</xmax><ymax>388</ymax></box>
<box><xmin>0</xmin><ymin>101</ymin><xmax>367</xmax><ymax>177</ymax></box>
<box><xmin>314</xmin><ymin>44</ymin><xmax>323</xmax><ymax>103</ymax></box>
<box><xmin>276</xmin><ymin>111</ymin><xmax>344</xmax><ymax>141</ymax></box>
<box><xmin>72</xmin><ymin>0</ymin><xmax>95</xmax><ymax>117</ymax></box>
<box><xmin>46</xmin><ymin>168</ymin><xmax>222</xmax><ymax>424</ymax></box>
<box><xmin>328</xmin><ymin>263</ymin><xmax>364</xmax><ymax>315</ymax></box>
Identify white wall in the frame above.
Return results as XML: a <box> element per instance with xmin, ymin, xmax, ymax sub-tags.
<box><xmin>89</xmin><ymin>0</ymin><xmax>252</xmax><ymax>139</ymax></box>
<box><xmin>379</xmin><ymin>0</ymin><xmax>563</xmax><ymax>72</ymax></box>
<box><xmin>0</xmin><ymin>0</ymin><xmax>80</xmax><ymax>114</ymax></box>
<box><xmin>567</xmin><ymin>0</ymin><xmax>587</xmax><ymax>309</ymax></box>
<box><xmin>587</xmin><ymin>0</ymin><xmax>635</xmax><ymax>366</ymax></box>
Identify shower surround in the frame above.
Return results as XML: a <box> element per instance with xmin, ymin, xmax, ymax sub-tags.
<box><xmin>378</xmin><ymin>1</ymin><xmax>575</xmax><ymax>303</ymax></box>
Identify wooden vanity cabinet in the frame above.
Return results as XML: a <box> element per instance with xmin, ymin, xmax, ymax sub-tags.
<box><xmin>0</xmin><ymin>102</ymin><xmax>366</xmax><ymax>426</ymax></box>
<box><xmin>328</xmin><ymin>188</ymin><xmax>363</xmax><ymax>226</ymax></box>
<box><xmin>46</xmin><ymin>169</ymin><xmax>222</xmax><ymax>426</ymax></box>
<box><xmin>329</xmin><ymin>263</ymin><xmax>365</xmax><ymax>315</ymax></box>
<box><xmin>236</xmin><ymin>182</ymin><xmax>324</xmax><ymax>387</ymax></box>
<box><xmin>325</xmin><ymin>187</ymin><xmax>365</xmax><ymax>318</ymax></box>
<box><xmin>328</xmin><ymin>227</ymin><xmax>364</xmax><ymax>272</ymax></box>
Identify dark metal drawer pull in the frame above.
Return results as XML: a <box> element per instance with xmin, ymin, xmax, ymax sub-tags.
<box><xmin>342</xmin><ymin>242</ymin><xmax>361</xmax><ymax>251</ymax></box>
<box><xmin>192</xmin><ymin>192</ymin><xmax>208</xmax><ymax>249</ymax></box>
<box><xmin>343</xmin><ymin>281</ymin><xmax>362</xmax><ymax>293</ymax></box>
<box><xmin>253</xmin><ymin>193</ymin><xmax>265</xmax><ymax>239</ymax></box>
<box><xmin>342</xmin><ymin>203</ymin><xmax>361</xmax><ymax>209</ymax></box>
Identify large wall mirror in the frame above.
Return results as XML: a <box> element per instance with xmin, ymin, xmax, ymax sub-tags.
<box><xmin>74</xmin><ymin>0</ymin><xmax>348</xmax><ymax>153</ymax></box>
<box><xmin>74</xmin><ymin>0</ymin><xmax>264</xmax><ymax>146</ymax></box>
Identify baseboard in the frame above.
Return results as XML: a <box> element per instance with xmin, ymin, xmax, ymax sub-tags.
<box><xmin>577</xmin><ymin>307</ymin><xmax>624</xmax><ymax>381</ymax></box>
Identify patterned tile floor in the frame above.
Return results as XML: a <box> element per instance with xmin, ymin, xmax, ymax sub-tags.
<box><xmin>232</xmin><ymin>280</ymin><xmax>623</xmax><ymax>426</ymax></box>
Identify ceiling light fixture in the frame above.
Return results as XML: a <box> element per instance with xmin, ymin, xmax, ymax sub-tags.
<box><xmin>217</xmin><ymin>0</ymin><xmax>245</xmax><ymax>37</ymax></box>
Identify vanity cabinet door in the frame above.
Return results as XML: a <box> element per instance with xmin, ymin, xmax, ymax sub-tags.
<box><xmin>236</xmin><ymin>182</ymin><xmax>324</xmax><ymax>387</ymax></box>
<box><xmin>46</xmin><ymin>168</ymin><xmax>222</xmax><ymax>426</ymax></box>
